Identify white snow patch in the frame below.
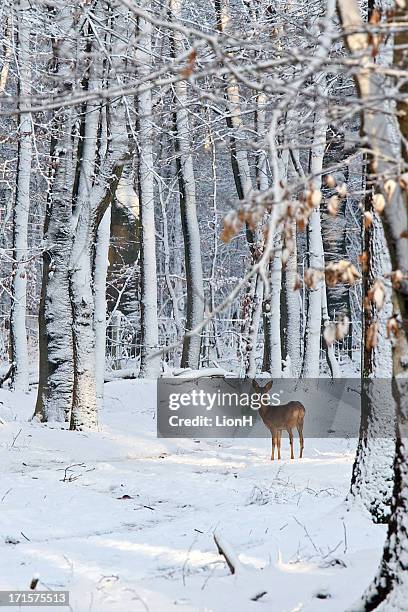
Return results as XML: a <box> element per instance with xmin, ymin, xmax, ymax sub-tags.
<box><xmin>0</xmin><ymin>381</ymin><xmax>386</xmax><ymax>611</ymax></box>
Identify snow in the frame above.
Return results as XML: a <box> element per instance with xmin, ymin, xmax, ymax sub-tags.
<box><xmin>0</xmin><ymin>381</ymin><xmax>387</xmax><ymax>611</ymax></box>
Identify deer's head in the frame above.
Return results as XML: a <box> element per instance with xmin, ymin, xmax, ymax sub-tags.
<box><xmin>252</xmin><ymin>379</ymin><xmax>273</xmax><ymax>395</ymax></box>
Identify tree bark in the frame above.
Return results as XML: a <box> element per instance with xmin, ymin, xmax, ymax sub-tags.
<box><xmin>302</xmin><ymin>97</ymin><xmax>328</xmax><ymax>377</ymax></box>
<box><xmin>214</xmin><ymin>0</ymin><xmax>269</xmax><ymax>377</ymax></box>
<box><xmin>34</xmin><ymin>7</ymin><xmax>76</xmax><ymax>422</ymax></box>
<box><xmin>10</xmin><ymin>0</ymin><xmax>31</xmax><ymax>393</ymax></box>
<box><xmin>171</xmin><ymin>0</ymin><xmax>204</xmax><ymax>370</ymax></box>
<box><xmin>68</xmin><ymin>27</ymin><xmax>102</xmax><ymax>430</ymax></box>
<box><xmin>302</xmin><ymin>79</ymin><xmax>340</xmax><ymax>378</ymax></box>
<box><xmin>283</xmin><ymin>220</ymin><xmax>301</xmax><ymax>376</ymax></box>
<box><xmin>136</xmin><ymin>8</ymin><xmax>160</xmax><ymax>378</ymax></box>
<box><xmin>94</xmin><ymin>204</ymin><xmax>111</xmax><ymax>412</ymax></box>
<box><xmin>349</xmin><ymin>189</ymin><xmax>394</xmax><ymax>523</ymax></box>
<box><xmin>263</xmin><ymin>240</ymin><xmax>283</xmax><ymax>376</ymax></box>
<box><xmin>337</xmin><ymin>1</ymin><xmax>408</xmax><ymax>607</ymax></box>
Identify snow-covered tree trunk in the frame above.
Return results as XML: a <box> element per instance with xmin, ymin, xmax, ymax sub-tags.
<box><xmin>10</xmin><ymin>0</ymin><xmax>31</xmax><ymax>393</ymax></box>
<box><xmin>263</xmin><ymin>237</ymin><xmax>282</xmax><ymax>376</ymax></box>
<box><xmin>136</xmin><ymin>10</ymin><xmax>160</xmax><ymax>378</ymax></box>
<box><xmin>68</xmin><ymin>17</ymin><xmax>103</xmax><ymax>430</ymax></box>
<box><xmin>348</xmin><ymin>189</ymin><xmax>394</xmax><ymax>524</ymax></box>
<box><xmin>302</xmin><ymin>104</ymin><xmax>326</xmax><ymax>378</ymax></box>
<box><xmin>70</xmin><ymin>96</ymin><xmax>127</xmax><ymax>428</ymax></box>
<box><xmin>34</xmin><ymin>123</ymin><xmax>75</xmax><ymax>423</ymax></box>
<box><xmin>69</xmin><ymin>220</ymin><xmax>98</xmax><ymax>430</ymax></box>
<box><xmin>215</xmin><ymin>0</ymin><xmax>268</xmax><ymax>377</ymax></box>
<box><xmin>262</xmin><ymin>134</ymin><xmax>289</xmax><ymax>376</ymax></box>
<box><xmin>302</xmin><ymin>80</ymin><xmax>339</xmax><ymax>378</ymax></box>
<box><xmin>283</xmin><ymin>220</ymin><xmax>301</xmax><ymax>376</ymax></box>
<box><xmin>0</xmin><ymin>12</ymin><xmax>11</xmax><ymax>95</ymax></box>
<box><xmin>34</xmin><ymin>8</ymin><xmax>76</xmax><ymax>423</ymax></box>
<box><xmin>158</xmin><ymin>179</ymin><xmax>183</xmax><ymax>340</ymax></box>
<box><xmin>246</xmin><ymin>275</ymin><xmax>263</xmax><ymax>377</ymax></box>
<box><xmin>93</xmin><ymin>205</ymin><xmax>111</xmax><ymax>411</ymax></box>
<box><xmin>171</xmin><ymin>0</ymin><xmax>204</xmax><ymax>369</ymax></box>
<box><xmin>347</xmin><ymin>0</ymin><xmax>396</xmax><ymax>525</ymax></box>
<box><xmin>321</xmin><ymin>279</ymin><xmax>341</xmax><ymax>377</ymax></box>
<box><xmin>338</xmin><ymin>1</ymin><xmax>408</xmax><ymax>607</ymax></box>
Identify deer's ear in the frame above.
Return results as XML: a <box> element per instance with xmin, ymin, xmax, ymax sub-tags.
<box><xmin>264</xmin><ymin>381</ymin><xmax>273</xmax><ymax>393</ymax></box>
<box><xmin>252</xmin><ymin>379</ymin><xmax>260</xmax><ymax>392</ymax></box>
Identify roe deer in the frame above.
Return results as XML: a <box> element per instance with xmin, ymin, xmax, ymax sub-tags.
<box><xmin>253</xmin><ymin>380</ymin><xmax>305</xmax><ymax>460</ymax></box>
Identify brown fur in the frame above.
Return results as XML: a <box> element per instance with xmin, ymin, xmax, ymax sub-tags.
<box><xmin>253</xmin><ymin>381</ymin><xmax>305</xmax><ymax>460</ymax></box>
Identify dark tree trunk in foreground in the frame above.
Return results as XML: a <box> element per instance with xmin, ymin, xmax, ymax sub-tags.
<box><xmin>348</xmin><ymin>201</ymin><xmax>395</xmax><ymax>523</ymax></box>
<box><xmin>338</xmin><ymin>1</ymin><xmax>408</xmax><ymax>607</ymax></box>
<box><xmin>34</xmin><ymin>7</ymin><xmax>76</xmax><ymax>423</ymax></box>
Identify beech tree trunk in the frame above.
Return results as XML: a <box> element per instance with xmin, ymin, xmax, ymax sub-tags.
<box><xmin>171</xmin><ymin>0</ymin><xmax>204</xmax><ymax>369</ymax></box>
<box><xmin>94</xmin><ymin>205</ymin><xmax>111</xmax><ymax>412</ymax></box>
<box><xmin>302</xmin><ymin>79</ymin><xmax>340</xmax><ymax>378</ymax></box>
<box><xmin>136</xmin><ymin>9</ymin><xmax>160</xmax><ymax>378</ymax></box>
<box><xmin>34</xmin><ymin>7</ymin><xmax>76</xmax><ymax>422</ymax></box>
<box><xmin>263</xmin><ymin>238</ymin><xmax>283</xmax><ymax>376</ymax></box>
<box><xmin>283</xmin><ymin>220</ymin><xmax>301</xmax><ymax>376</ymax></box>
<box><xmin>67</xmin><ymin>19</ymin><xmax>104</xmax><ymax>430</ymax></box>
<box><xmin>349</xmin><ymin>213</ymin><xmax>394</xmax><ymax>523</ymax></box>
<box><xmin>10</xmin><ymin>0</ymin><xmax>31</xmax><ymax>393</ymax></box>
<box><xmin>214</xmin><ymin>0</ymin><xmax>269</xmax><ymax>377</ymax></box>
<box><xmin>338</xmin><ymin>1</ymin><xmax>408</xmax><ymax>608</ymax></box>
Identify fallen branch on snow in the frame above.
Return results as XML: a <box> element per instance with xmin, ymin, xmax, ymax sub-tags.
<box><xmin>0</xmin><ymin>363</ymin><xmax>14</xmax><ymax>387</ymax></box>
<box><xmin>213</xmin><ymin>530</ymin><xmax>267</xmax><ymax>602</ymax></box>
<box><xmin>214</xmin><ymin>530</ymin><xmax>242</xmax><ymax>575</ymax></box>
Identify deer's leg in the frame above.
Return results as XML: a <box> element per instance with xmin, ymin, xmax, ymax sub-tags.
<box><xmin>277</xmin><ymin>430</ymin><xmax>282</xmax><ymax>460</ymax></box>
<box><xmin>297</xmin><ymin>424</ymin><xmax>304</xmax><ymax>459</ymax></box>
<box><xmin>288</xmin><ymin>428</ymin><xmax>294</xmax><ymax>460</ymax></box>
<box><xmin>271</xmin><ymin>433</ymin><xmax>275</xmax><ymax>461</ymax></box>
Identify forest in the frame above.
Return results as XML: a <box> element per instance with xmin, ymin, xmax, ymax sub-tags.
<box><xmin>0</xmin><ymin>0</ymin><xmax>408</xmax><ymax>610</ymax></box>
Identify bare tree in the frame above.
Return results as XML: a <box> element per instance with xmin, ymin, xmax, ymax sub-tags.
<box><xmin>338</xmin><ymin>0</ymin><xmax>408</xmax><ymax>607</ymax></box>
<box><xmin>136</xmin><ymin>6</ymin><xmax>160</xmax><ymax>378</ymax></box>
<box><xmin>10</xmin><ymin>0</ymin><xmax>31</xmax><ymax>392</ymax></box>
<box><xmin>170</xmin><ymin>0</ymin><xmax>204</xmax><ymax>370</ymax></box>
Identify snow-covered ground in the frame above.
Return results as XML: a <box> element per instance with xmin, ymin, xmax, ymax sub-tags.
<box><xmin>0</xmin><ymin>381</ymin><xmax>386</xmax><ymax>612</ymax></box>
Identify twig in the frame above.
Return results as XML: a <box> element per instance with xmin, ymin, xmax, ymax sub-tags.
<box><xmin>182</xmin><ymin>535</ymin><xmax>198</xmax><ymax>586</ymax></box>
<box><xmin>343</xmin><ymin>519</ymin><xmax>348</xmax><ymax>554</ymax></box>
<box><xmin>293</xmin><ymin>516</ymin><xmax>320</xmax><ymax>554</ymax></box>
<box><xmin>251</xmin><ymin>591</ymin><xmax>267</xmax><ymax>601</ymax></box>
<box><xmin>0</xmin><ymin>363</ymin><xmax>14</xmax><ymax>387</ymax></box>
<box><xmin>213</xmin><ymin>530</ymin><xmax>242</xmax><ymax>575</ymax></box>
<box><xmin>1</xmin><ymin>488</ymin><xmax>11</xmax><ymax>502</ymax></box>
<box><xmin>11</xmin><ymin>428</ymin><xmax>22</xmax><ymax>448</ymax></box>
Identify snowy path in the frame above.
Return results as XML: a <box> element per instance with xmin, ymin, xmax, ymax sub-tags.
<box><xmin>0</xmin><ymin>381</ymin><xmax>386</xmax><ymax>611</ymax></box>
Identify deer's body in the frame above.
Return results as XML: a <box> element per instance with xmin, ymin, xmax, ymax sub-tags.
<box><xmin>253</xmin><ymin>381</ymin><xmax>305</xmax><ymax>460</ymax></box>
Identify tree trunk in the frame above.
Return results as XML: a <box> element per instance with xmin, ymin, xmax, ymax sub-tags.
<box><xmin>214</xmin><ymin>0</ymin><xmax>269</xmax><ymax>377</ymax></box>
<box><xmin>337</xmin><ymin>1</ymin><xmax>408</xmax><ymax>607</ymax></box>
<box><xmin>136</xmin><ymin>9</ymin><xmax>160</xmax><ymax>378</ymax></box>
<box><xmin>68</xmin><ymin>17</ymin><xmax>103</xmax><ymax>430</ymax></box>
<box><xmin>171</xmin><ymin>0</ymin><xmax>204</xmax><ymax>369</ymax></box>
<box><xmin>94</xmin><ymin>205</ymin><xmax>111</xmax><ymax>412</ymax></box>
<box><xmin>349</xmin><ymin>198</ymin><xmax>394</xmax><ymax>523</ymax></box>
<box><xmin>263</xmin><ymin>236</ymin><xmax>282</xmax><ymax>376</ymax></box>
<box><xmin>69</xmin><ymin>224</ymin><xmax>98</xmax><ymax>430</ymax></box>
<box><xmin>34</xmin><ymin>8</ymin><xmax>76</xmax><ymax>422</ymax></box>
<box><xmin>10</xmin><ymin>0</ymin><xmax>31</xmax><ymax>393</ymax></box>
<box><xmin>302</xmin><ymin>81</ymin><xmax>340</xmax><ymax>378</ymax></box>
<box><xmin>246</xmin><ymin>275</ymin><xmax>263</xmax><ymax>377</ymax></box>
<box><xmin>283</xmin><ymin>220</ymin><xmax>301</xmax><ymax>376</ymax></box>
<box><xmin>69</xmin><ymin>95</ymin><xmax>127</xmax><ymax>428</ymax></box>
<box><xmin>34</xmin><ymin>122</ymin><xmax>75</xmax><ymax>422</ymax></box>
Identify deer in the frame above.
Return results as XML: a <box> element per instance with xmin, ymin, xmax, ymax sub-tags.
<box><xmin>252</xmin><ymin>380</ymin><xmax>305</xmax><ymax>460</ymax></box>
